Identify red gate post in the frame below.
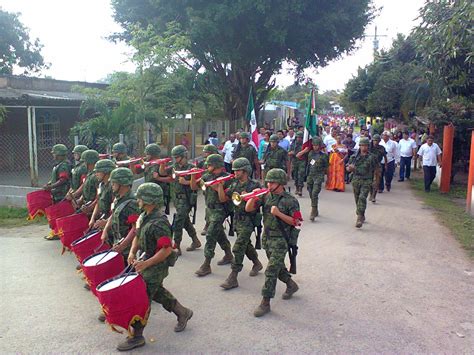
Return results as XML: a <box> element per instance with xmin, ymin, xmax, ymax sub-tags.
<box><xmin>440</xmin><ymin>124</ymin><xmax>454</xmax><ymax>193</ymax></box>
<box><xmin>466</xmin><ymin>130</ymin><xmax>474</xmax><ymax>216</ymax></box>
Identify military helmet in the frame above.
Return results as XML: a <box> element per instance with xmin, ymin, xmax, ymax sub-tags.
<box><xmin>372</xmin><ymin>134</ymin><xmax>381</xmax><ymax>141</ymax></box>
<box><xmin>136</xmin><ymin>182</ymin><xmax>164</xmax><ymax>206</ymax></box>
<box><xmin>110</xmin><ymin>167</ymin><xmax>134</xmax><ymax>186</ymax></box>
<box><xmin>72</xmin><ymin>145</ymin><xmax>88</xmax><ymax>155</ymax></box>
<box><xmin>171</xmin><ymin>145</ymin><xmax>188</xmax><ymax>158</ymax></box>
<box><xmin>51</xmin><ymin>144</ymin><xmax>68</xmax><ymax>156</ymax></box>
<box><xmin>81</xmin><ymin>149</ymin><xmax>100</xmax><ymax>165</ymax></box>
<box><xmin>240</xmin><ymin>132</ymin><xmax>250</xmax><ymax>140</ymax></box>
<box><xmin>359</xmin><ymin>137</ymin><xmax>370</xmax><ymax>146</ymax></box>
<box><xmin>205</xmin><ymin>153</ymin><xmax>224</xmax><ymax>168</ymax></box>
<box><xmin>312</xmin><ymin>136</ymin><xmax>323</xmax><ymax>145</ymax></box>
<box><xmin>232</xmin><ymin>157</ymin><xmax>252</xmax><ymax>174</ymax></box>
<box><xmin>144</xmin><ymin>143</ymin><xmax>161</xmax><ymax>158</ymax></box>
<box><xmin>265</xmin><ymin>168</ymin><xmax>287</xmax><ymax>185</ymax></box>
<box><xmin>112</xmin><ymin>143</ymin><xmax>127</xmax><ymax>154</ymax></box>
<box><xmin>269</xmin><ymin>134</ymin><xmax>279</xmax><ymax>142</ymax></box>
<box><xmin>203</xmin><ymin>144</ymin><xmax>219</xmax><ymax>154</ymax></box>
<box><xmin>295</xmin><ymin>131</ymin><xmax>304</xmax><ymax>138</ymax></box>
<box><xmin>94</xmin><ymin>159</ymin><xmax>116</xmax><ymax>174</ymax></box>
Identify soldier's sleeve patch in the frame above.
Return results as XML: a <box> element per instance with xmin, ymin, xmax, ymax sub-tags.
<box><xmin>126</xmin><ymin>214</ymin><xmax>139</xmax><ymax>225</ymax></box>
<box><xmin>59</xmin><ymin>171</ymin><xmax>69</xmax><ymax>179</ymax></box>
<box><xmin>157</xmin><ymin>236</ymin><xmax>172</xmax><ymax>250</ymax></box>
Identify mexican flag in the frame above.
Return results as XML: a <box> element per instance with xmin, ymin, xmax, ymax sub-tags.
<box><xmin>246</xmin><ymin>86</ymin><xmax>259</xmax><ymax>148</ymax></box>
<box><xmin>302</xmin><ymin>87</ymin><xmax>318</xmax><ymax>150</ymax></box>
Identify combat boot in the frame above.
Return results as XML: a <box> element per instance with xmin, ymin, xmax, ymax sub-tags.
<box><xmin>175</xmin><ymin>242</ymin><xmax>182</xmax><ymax>256</ymax></box>
<box><xmin>220</xmin><ymin>270</ymin><xmax>239</xmax><ymax>290</ymax></box>
<box><xmin>186</xmin><ymin>236</ymin><xmax>202</xmax><ymax>252</ymax></box>
<box><xmin>282</xmin><ymin>278</ymin><xmax>299</xmax><ymax>300</ymax></box>
<box><xmin>371</xmin><ymin>190</ymin><xmax>377</xmax><ymax>203</ymax></box>
<box><xmin>200</xmin><ymin>223</ymin><xmax>208</xmax><ymax>236</ymax></box>
<box><xmin>361</xmin><ymin>214</ymin><xmax>365</xmax><ymax>223</ymax></box>
<box><xmin>217</xmin><ymin>247</ymin><xmax>233</xmax><ymax>265</ymax></box>
<box><xmin>253</xmin><ymin>297</ymin><xmax>271</xmax><ymax>317</ymax></box>
<box><xmin>172</xmin><ymin>301</ymin><xmax>193</xmax><ymax>332</ymax></box>
<box><xmin>116</xmin><ymin>321</ymin><xmax>145</xmax><ymax>351</ymax></box>
<box><xmin>309</xmin><ymin>206</ymin><xmax>318</xmax><ymax>221</ymax></box>
<box><xmin>249</xmin><ymin>259</ymin><xmax>263</xmax><ymax>277</ymax></box>
<box><xmin>355</xmin><ymin>215</ymin><xmax>363</xmax><ymax>228</ymax></box>
<box><xmin>195</xmin><ymin>257</ymin><xmax>212</xmax><ymax>277</ymax></box>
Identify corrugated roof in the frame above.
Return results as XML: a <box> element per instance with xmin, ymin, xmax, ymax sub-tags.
<box><xmin>0</xmin><ymin>87</ymin><xmax>88</xmax><ymax>103</ymax></box>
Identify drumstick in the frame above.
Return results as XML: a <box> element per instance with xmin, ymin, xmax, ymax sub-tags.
<box><xmin>93</xmin><ymin>237</ymin><xmax>124</xmax><ymax>264</ymax></box>
<box><xmin>118</xmin><ymin>251</ymin><xmax>146</xmax><ymax>286</ymax></box>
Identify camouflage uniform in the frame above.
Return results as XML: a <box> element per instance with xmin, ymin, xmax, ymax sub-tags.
<box><xmin>142</xmin><ymin>144</ymin><xmax>171</xmax><ymax>214</ymax></box>
<box><xmin>48</xmin><ymin>145</ymin><xmax>72</xmax><ymax>203</ymax></box>
<box><xmin>369</xmin><ymin>135</ymin><xmax>387</xmax><ymax>202</ymax></box>
<box><xmin>71</xmin><ymin>145</ymin><xmax>88</xmax><ymax>191</ymax></box>
<box><xmin>232</xmin><ymin>135</ymin><xmax>258</xmax><ymax>175</ymax></box>
<box><xmin>289</xmin><ymin>132</ymin><xmax>306</xmax><ymax>192</ymax></box>
<box><xmin>112</xmin><ymin>142</ymin><xmax>130</xmax><ymax>163</ymax></box>
<box><xmin>263</xmin><ymin>135</ymin><xmax>288</xmax><ymax>174</ymax></box>
<box><xmin>80</xmin><ymin>150</ymin><xmax>100</xmax><ymax>203</ymax></box>
<box><xmin>306</xmin><ymin>138</ymin><xmax>329</xmax><ymax>219</ymax></box>
<box><xmin>94</xmin><ymin>159</ymin><xmax>115</xmax><ymax>218</ymax></box>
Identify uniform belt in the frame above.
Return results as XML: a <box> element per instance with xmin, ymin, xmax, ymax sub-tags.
<box><xmin>234</xmin><ymin>213</ymin><xmax>253</xmax><ymax>221</ymax></box>
<box><xmin>175</xmin><ymin>193</ymin><xmax>187</xmax><ymax>199</ymax></box>
<box><xmin>267</xmin><ymin>231</ymin><xmax>283</xmax><ymax>237</ymax></box>
<box><xmin>207</xmin><ymin>203</ymin><xmax>225</xmax><ymax>210</ymax></box>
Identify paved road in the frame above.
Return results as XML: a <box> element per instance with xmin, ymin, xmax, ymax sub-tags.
<box><xmin>1</xmin><ymin>181</ymin><xmax>473</xmax><ymax>353</ymax></box>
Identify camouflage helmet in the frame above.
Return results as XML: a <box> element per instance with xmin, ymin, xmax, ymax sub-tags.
<box><xmin>295</xmin><ymin>131</ymin><xmax>304</xmax><ymax>138</ymax></box>
<box><xmin>359</xmin><ymin>137</ymin><xmax>370</xmax><ymax>146</ymax></box>
<box><xmin>110</xmin><ymin>167</ymin><xmax>134</xmax><ymax>186</ymax></box>
<box><xmin>240</xmin><ymin>132</ymin><xmax>250</xmax><ymax>140</ymax></box>
<box><xmin>265</xmin><ymin>168</ymin><xmax>287</xmax><ymax>185</ymax></box>
<box><xmin>232</xmin><ymin>157</ymin><xmax>252</xmax><ymax>174</ymax></box>
<box><xmin>51</xmin><ymin>144</ymin><xmax>68</xmax><ymax>156</ymax></box>
<box><xmin>372</xmin><ymin>134</ymin><xmax>381</xmax><ymax>141</ymax></box>
<box><xmin>94</xmin><ymin>159</ymin><xmax>116</xmax><ymax>174</ymax></box>
<box><xmin>81</xmin><ymin>149</ymin><xmax>100</xmax><ymax>165</ymax></box>
<box><xmin>72</xmin><ymin>145</ymin><xmax>88</xmax><ymax>155</ymax></box>
<box><xmin>136</xmin><ymin>182</ymin><xmax>164</xmax><ymax>206</ymax></box>
<box><xmin>203</xmin><ymin>144</ymin><xmax>219</xmax><ymax>154</ymax></box>
<box><xmin>171</xmin><ymin>145</ymin><xmax>188</xmax><ymax>158</ymax></box>
<box><xmin>269</xmin><ymin>134</ymin><xmax>279</xmax><ymax>142</ymax></box>
<box><xmin>205</xmin><ymin>153</ymin><xmax>224</xmax><ymax>168</ymax></box>
<box><xmin>112</xmin><ymin>143</ymin><xmax>127</xmax><ymax>154</ymax></box>
<box><xmin>144</xmin><ymin>143</ymin><xmax>161</xmax><ymax>158</ymax></box>
<box><xmin>312</xmin><ymin>136</ymin><xmax>323</xmax><ymax>145</ymax></box>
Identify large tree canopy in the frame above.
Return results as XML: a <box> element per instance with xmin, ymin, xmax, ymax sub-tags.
<box><xmin>0</xmin><ymin>8</ymin><xmax>48</xmax><ymax>75</ymax></box>
<box><xmin>111</xmin><ymin>0</ymin><xmax>373</xmax><ymax>127</ymax></box>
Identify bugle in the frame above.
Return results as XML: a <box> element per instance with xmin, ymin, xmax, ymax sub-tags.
<box><xmin>201</xmin><ymin>174</ymin><xmax>235</xmax><ymax>191</ymax></box>
<box><xmin>141</xmin><ymin>157</ymin><xmax>172</xmax><ymax>169</ymax></box>
<box><xmin>115</xmin><ymin>157</ymin><xmax>143</xmax><ymax>167</ymax></box>
<box><xmin>231</xmin><ymin>188</ymin><xmax>269</xmax><ymax>206</ymax></box>
<box><xmin>172</xmin><ymin>168</ymin><xmax>206</xmax><ymax>179</ymax></box>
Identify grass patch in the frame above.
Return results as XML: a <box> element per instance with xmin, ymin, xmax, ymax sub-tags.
<box><xmin>0</xmin><ymin>207</ymin><xmax>47</xmax><ymax>228</ymax></box>
<box><xmin>410</xmin><ymin>176</ymin><xmax>474</xmax><ymax>257</ymax></box>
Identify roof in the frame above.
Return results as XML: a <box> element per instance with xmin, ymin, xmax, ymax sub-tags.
<box><xmin>270</xmin><ymin>100</ymin><xmax>300</xmax><ymax>110</ymax></box>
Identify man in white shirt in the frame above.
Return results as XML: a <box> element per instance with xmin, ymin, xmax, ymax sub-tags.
<box><xmin>222</xmin><ymin>133</ymin><xmax>238</xmax><ymax>172</ymax></box>
<box><xmin>323</xmin><ymin>129</ymin><xmax>337</xmax><ymax>152</ymax></box>
<box><xmin>417</xmin><ymin>135</ymin><xmax>442</xmax><ymax>192</ymax></box>
<box><xmin>284</xmin><ymin>128</ymin><xmax>296</xmax><ymax>147</ymax></box>
<box><xmin>398</xmin><ymin>131</ymin><xmax>417</xmax><ymax>181</ymax></box>
<box><xmin>379</xmin><ymin>131</ymin><xmax>398</xmax><ymax>192</ymax></box>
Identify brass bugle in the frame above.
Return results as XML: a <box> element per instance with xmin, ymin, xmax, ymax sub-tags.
<box><xmin>172</xmin><ymin>168</ymin><xmax>205</xmax><ymax>179</ymax></box>
<box><xmin>201</xmin><ymin>174</ymin><xmax>235</xmax><ymax>191</ymax></box>
<box><xmin>141</xmin><ymin>157</ymin><xmax>172</xmax><ymax>170</ymax></box>
<box><xmin>231</xmin><ymin>188</ymin><xmax>269</xmax><ymax>206</ymax></box>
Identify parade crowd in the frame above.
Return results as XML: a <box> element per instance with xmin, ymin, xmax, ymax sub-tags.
<box><xmin>35</xmin><ymin>117</ymin><xmax>442</xmax><ymax>351</ymax></box>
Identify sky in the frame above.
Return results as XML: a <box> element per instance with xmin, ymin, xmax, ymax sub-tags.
<box><xmin>0</xmin><ymin>0</ymin><xmax>426</xmax><ymax>92</ymax></box>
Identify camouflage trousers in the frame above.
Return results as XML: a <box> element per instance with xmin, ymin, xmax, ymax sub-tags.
<box><xmin>352</xmin><ymin>178</ymin><xmax>372</xmax><ymax>216</ymax></box>
<box><xmin>144</xmin><ymin>267</ymin><xmax>176</xmax><ymax>313</ymax></box>
<box><xmin>173</xmin><ymin>199</ymin><xmax>197</xmax><ymax>244</ymax></box>
<box><xmin>307</xmin><ymin>175</ymin><xmax>324</xmax><ymax>208</ymax></box>
<box><xmin>370</xmin><ymin>165</ymin><xmax>382</xmax><ymax>198</ymax></box>
<box><xmin>232</xmin><ymin>220</ymin><xmax>258</xmax><ymax>272</ymax></box>
<box><xmin>261</xmin><ymin>235</ymin><xmax>291</xmax><ymax>299</ymax></box>
<box><xmin>204</xmin><ymin>208</ymin><xmax>231</xmax><ymax>259</ymax></box>
<box><xmin>292</xmin><ymin>160</ymin><xmax>306</xmax><ymax>188</ymax></box>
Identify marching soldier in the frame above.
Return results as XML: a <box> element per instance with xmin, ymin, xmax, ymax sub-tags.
<box><xmin>346</xmin><ymin>137</ymin><xmax>377</xmax><ymax>228</ymax></box>
<box><xmin>118</xmin><ymin>183</ymin><xmax>193</xmax><ymax>351</ymax></box>
<box><xmin>245</xmin><ymin>168</ymin><xmax>302</xmax><ymax>317</ymax></box>
<box><xmin>197</xmin><ymin>144</ymin><xmax>219</xmax><ymax>236</ymax></box>
<box><xmin>369</xmin><ymin>134</ymin><xmax>388</xmax><ymax>203</ymax></box>
<box><xmin>89</xmin><ymin>159</ymin><xmax>116</xmax><ymax>230</ymax></box>
<box><xmin>74</xmin><ymin>149</ymin><xmax>100</xmax><ymax>215</ymax></box>
<box><xmin>112</xmin><ymin>142</ymin><xmax>129</xmax><ymax>162</ymax></box>
<box><xmin>288</xmin><ymin>131</ymin><xmax>306</xmax><ymax>196</ymax></box>
<box><xmin>159</xmin><ymin>145</ymin><xmax>201</xmax><ymax>255</ymax></box>
<box><xmin>232</xmin><ymin>132</ymin><xmax>260</xmax><ymax>178</ymax></box>
<box><xmin>262</xmin><ymin>134</ymin><xmax>288</xmax><ymax>175</ymax></box>
<box><xmin>305</xmin><ymin>137</ymin><xmax>329</xmax><ymax>221</ymax></box>
<box><xmin>219</xmin><ymin>158</ymin><xmax>263</xmax><ymax>290</ymax></box>
<box><xmin>68</xmin><ymin>145</ymin><xmax>88</xmax><ymax>195</ymax></box>
<box><xmin>192</xmin><ymin>154</ymin><xmax>234</xmax><ymax>277</ymax></box>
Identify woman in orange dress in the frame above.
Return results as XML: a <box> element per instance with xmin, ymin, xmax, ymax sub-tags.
<box><xmin>326</xmin><ymin>133</ymin><xmax>348</xmax><ymax>192</ymax></box>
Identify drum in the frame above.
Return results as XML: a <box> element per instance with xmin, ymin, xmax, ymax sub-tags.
<box><xmin>44</xmin><ymin>200</ymin><xmax>75</xmax><ymax>233</ymax></box>
<box><xmin>56</xmin><ymin>213</ymin><xmax>90</xmax><ymax>250</ymax></box>
<box><xmin>71</xmin><ymin>230</ymin><xmax>109</xmax><ymax>263</ymax></box>
<box><xmin>26</xmin><ymin>190</ymin><xmax>52</xmax><ymax>220</ymax></box>
<box><xmin>82</xmin><ymin>250</ymin><xmax>125</xmax><ymax>297</ymax></box>
<box><xmin>96</xmin><ymin>273</ymin><xmax>150</xmax><ymax>333</ymax></box>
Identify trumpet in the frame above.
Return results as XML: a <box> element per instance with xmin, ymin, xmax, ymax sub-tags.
<box><xmin>116</xmin><ymin>157</ymin><xmax>143</xmax><ymax>167</ymax></box>
<box><xmin>231</xmin><ymin>188</ymin><xmax>269</xmax><ymax>206</ymax></box>
<box><xmin>141</xmin><ymin>157</ymin><xmax>172</xmax><ymax>169</ymax></box>
<box><xmin>172</xmin><ymin>168</ymin><xmax>206</xmax><ymax>179</ymax></box>
<box><xmin>201</xmin><ymin>174</ymin><xmax>235</xmax><ymax>191</ymax></box>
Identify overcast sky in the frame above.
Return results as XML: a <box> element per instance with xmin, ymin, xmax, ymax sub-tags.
<box><xmin>1</xmin><ymin>0</ymin><xmax>426</xmax><ymax>92</ymax></box>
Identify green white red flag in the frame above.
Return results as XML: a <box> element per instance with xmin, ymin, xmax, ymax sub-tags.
<box><xmin>303</xmin><ymin>87</ymin><xmax>318</xmax><ymax>150</ymax></box>
<box><xmin>246</xmin><ymin>86</ymin><xmax>259</xmax><ymax>148</ymax></box>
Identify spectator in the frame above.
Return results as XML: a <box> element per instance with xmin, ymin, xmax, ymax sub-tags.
<box><xmin>181</xmin><ymin>134</ymin><xmax>190</xmax><ymax>150</ymax></box>
<box><xmin>222</xmin><ymin>133</ymin><xmax>239</xmax><ymax>172</ymax></box>
<box><xmin>417</xmin><ymin>135</ymin><xmax>442</xmax><ymax>192</ymax></box>
<box><xmin>398</xmin><ymin>131</ymin><xmax>417</xmax><ymax>181</ymax></box>
<box><xmin>258</xmin><ymin>127</ymin><xmax>266</xmax><ymax>145</ymax></box>
<box><xmin>277</xmin><ymin>130</ymin><xmax>290</xmax><ymax>151</ymax></box>
<box><xmin>379</xmin><ymin>131</ymin><xmax>398</xmax><ymax>192</ymax></box>
<box><xmin>285</xmin><ymin>128</ymin><xmax>296</xmax><ymax>146</ymax></box>
<box><xmin>323</xmin><ymin>129</ymin><xmax>337</xmax><ymax>152</ymax></box>
<box><xmin>258</xmin><ymin>131</ymin><xmax>271</xmax><ymax>160</ymax></box>
<box><xmin>205</xmin><ymin>131</ymin><xmax>219</xmax><ymax>146</ymax></box>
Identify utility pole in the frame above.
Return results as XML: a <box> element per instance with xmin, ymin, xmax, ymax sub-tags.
<box><xmin>364</xmin><ymin>26</ymin><xmax>388</xmax><ymax>58</ymax></box>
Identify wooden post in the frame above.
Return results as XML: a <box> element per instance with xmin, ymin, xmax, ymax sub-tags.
<box><xmin>440</xmin><ymin>124</ymin><xmax>454</xmax><ymax>193</ymax></box>
<box><xmin>466</xmin><ymin>130</ymin><xmax>474</xmax><ymax>215</ymax></box>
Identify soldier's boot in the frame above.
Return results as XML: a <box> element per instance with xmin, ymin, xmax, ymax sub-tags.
<box><xmin>372</xmin><ymin>190</ymin><xmax>377</xmax><ymax>203</ymax></box>
<box><xmin>220</xmin><ymin>270</ymin><xmax>239</xmax><ymax>290</ymax></box>
<box><xmin>217</xmin><ymin>247</ymin><xmax>233</xmax><ymax>266</ymax></box>
<box><xmin>369</xmin><ymin>191</ymin><xmax>374</xmax><ymax>202</ymax></box>
<box><xmin>200</xmin><ymin>222</ymin><xmax>209</xmax><ymax>236</ymax></box>
<box><xmin>253</xmin><ymin>297</ymin><xmax>271</xmax><ymax>317</ymax></box>
<box><xmin>116</xmin><ymin>321</ymin><xmax>145</xmax><ymax>351</ymax></box>
<box><xmin>98</xmin><ymin>313</ymin><xmax>106</xmax><ymax>323</ymax></box>
<box><xmin>282</xmin><ymin>278</ymin><xmax>299</xmax><ymax>300</ymax></box>
<box><xmin>186</xmin><ymin>236</ymin><xmax>202</xmax><ymax>252</ymax></box>
<box><xmin>299</xmin><ymin>186</ymin><xmax>303</xmax><ymax>197</ymax></box>
<box><xmin>249</xmin><ymin>259</ymin><xmax>263</xmax><ymax>277</ymax></box>
<box><xmin>175</xmin><ymin>241</ymin><xmax>182</xmax><ymax>256</ymax></box>
<box><xmin>361</xmin><ymin>214</ymin><xmax>366</xmax><ymax>223</ymax></box>
<box><xmin>309</xmin><ymin>206</ymin><xmax>318</xmax><ymax>221</ymax></box>
<box><xmin>172</xmin><ymin>301</ymin><xmax>193</xmax><ymax>332</ymax></box>
<box><xmin>355</xmin><ymin>215</ymin><xmax>363</xmax><ymax>228</ymax></box>
<box><xmin>195</xmin><ymin>257</ymin><xmax>212</xmax><ymax>277</ymax></box>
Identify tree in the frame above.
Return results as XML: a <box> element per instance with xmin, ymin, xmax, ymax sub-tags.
<box><xmin>0</xmin><ymin>8</ymin><xmax>48</xmax><ymax>75</ymax></box>
<box><xmin>111</xmin><ymin>0</ymin><xmax>373</xmax><ymax>129</ymax></box>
